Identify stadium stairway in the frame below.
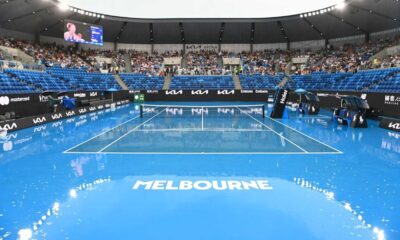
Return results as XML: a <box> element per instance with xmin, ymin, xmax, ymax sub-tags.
<box><xmin>232</xmin><ymin>74</ymin><xmax>242</xmax><ymax>90</ymax></box>
<box><xmin>163</xmin><ymin>74</ymin><xmax>172</xmax><ymax>90</ymax></box>
<box><xmin>124</xmin><ymin>53</ymin><xmax>133</xmax><ymax>73</ymax></box>
<box><xmin>114</xmin><ymin>74</ymin><xmax>129</xmax><ymax>90</ymax></box>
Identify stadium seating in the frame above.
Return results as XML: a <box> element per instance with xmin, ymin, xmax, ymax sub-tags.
<box><xmin>239</xmin><ymin>74</ymin><xmax>283</xmax><ymax>89</ymax></box>
<box><xmin>239</xmin><ymin>68</ymin><xmax>400</xmax><ymax>92</ymax></box>
<box><xmin>170</xmin><ymin>75</ymin><xmax>235</xmax><ymax>90</ymax></box>
<box><xmin>47</xmin><ymin>67</ymin><xmax>121</xmax><ymax>91</ymax></box>
<box><xmin>5</xmin><ymin>69</ymin><xmax>71</xmax><ymax>91</ymax></box>
<box><xmin>0</xmin><ymin>72</ymin><xmax>37</xmax><ymax>94</ymax></box>
<box><xmin>369</xmin><ymin>70</ymin><xmax>400</xmax><ymax>93</ymax></box>
<box><xmin>119</xmin><ymin>73</ymin><xmax>164</xmax><ymax>90</ymax></box>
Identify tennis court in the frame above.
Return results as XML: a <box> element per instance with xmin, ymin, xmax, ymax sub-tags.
<box><xmin>65</xmin><ymin>103</ymin><xmax>341</xmax><ymax>154</ymax></box>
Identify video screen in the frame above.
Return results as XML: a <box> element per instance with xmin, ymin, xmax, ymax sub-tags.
<box><xmin>64</xmin><ymin>20</ymin><xmax>103</xmax><ymax>46</ymax></box>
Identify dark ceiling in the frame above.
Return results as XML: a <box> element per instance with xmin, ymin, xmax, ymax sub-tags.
<box><xmin>0</xmin><ymin>0</ymin><xmax>399</xmax><ymax>44</ymax></box>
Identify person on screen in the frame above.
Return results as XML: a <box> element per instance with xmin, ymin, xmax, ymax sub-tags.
<box><xmin>64</xmin><ymin>23</ymin><xmax>84</xmax><ymax>42</ymax></box>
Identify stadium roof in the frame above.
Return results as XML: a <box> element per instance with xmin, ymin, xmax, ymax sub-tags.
<box><xmin>60</xmin><ymin>0</ymin><xmax>342</xmax><ymax>19</ymax></box>
<box><xmin>0</xmin><ymin>0</ymin><xmax>399</xmax><ymax>44</ymax></box>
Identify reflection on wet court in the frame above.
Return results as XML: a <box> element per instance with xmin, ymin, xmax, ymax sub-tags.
<box><xmin>1</xmin><ymin>103</ymin><xmax>399</xmax><ymax>240</ymax></box>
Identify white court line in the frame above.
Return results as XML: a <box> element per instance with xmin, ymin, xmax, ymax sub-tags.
<box><xmin>63</xmin><ymin>113</ymin><xmax>143</xmax><ymax>153</ymax></box>
<box><xmin>266</xmin><ymin>116</ymin><xmax>342</xmax><ymax>153</ymax></box>
<box><xmin>134</xmin><ymin>128</ymin><xmax>272</xmax><ymax>132</ymax></box>
<box><xmin>236</xmin><ymin>107</ymin><xmax>308</xmax><ymax>153</ymax></box>
<box><xmin>97</xmin><ymin>108</ymin><xmax>167</xmax><ymax>153</ymax></box>
<box><xmin>201</xmin><ymin>106</ymin><xmax>204</xmax><ymax>131</ymax></box>
<box><xmin>64</xmin><ymin>151</ymin><xmax>341</xmax><ymax>155</ymax></box>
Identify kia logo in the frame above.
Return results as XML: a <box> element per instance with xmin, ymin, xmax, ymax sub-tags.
<box><xmin>191</xmin><ymin>90</ymin><xmax>209</xmax><ymax>95</ymax></box>
<box><xmin>388</xmin><ymin>122</ymin><xmax>400</xmax><ymax>130</ymax></box>
<box><xmin>166</xmin><ymin>90</ymin><xmax>183</xmax><ymax>95</ymax></box>
<box><xmin>90</xmin><ymin>92</ymin><xmax>98</xmax><ymax>97</ymax></box>
<box><xmin>89</xmin><ymin>107</ymin><xmax>96</xmax><ymax>111</ymax></box>
<box><xmin>79</xmin><ymin>109</ymin><xmax>87</xmax><ymax>114</ymax></box>
<box><xmin>33</xmin><ymin>117</ymin><xmax>47</xmax><ymax>124</ymax></box>
<box><xmin>217</xmin><ymin>90</ymin><xmax>235</xmax><ymax>95</ymax></box>
<box><xmin>0</xmin><ymin>96</ymin><xmax>10</xmax><ymax>106</ymax></box>
<box><xmin>51</xmin><ymin>114</ymin><xmax>63</xmax><ymax>120</ymax></box>
<box><xmin>1</xmin><ymin>123</ymin><xmax>17</xmax><ymax>130</ymax></box>
<box><xmin>66</xmin><ymin>111</ymin><xmax>75</xmax><ymax>116</ymax></box>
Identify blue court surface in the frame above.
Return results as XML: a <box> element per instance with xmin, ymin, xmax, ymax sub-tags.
<box><xmin>1</xmin><ymin>102</ymin><xmax>399</xmax><ymax>240</ymax></box>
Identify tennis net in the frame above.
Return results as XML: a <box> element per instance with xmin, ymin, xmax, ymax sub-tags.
<box><xmin>139</xmin><ymin>104</ymin><xmax>265</xmax><ymax>118</ymax></box>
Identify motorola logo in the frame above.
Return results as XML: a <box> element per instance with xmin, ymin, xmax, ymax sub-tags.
<box><xmin>0</xmin><ymin>96</ymin><xmax>10</xmax><ymax>106</ymax></box>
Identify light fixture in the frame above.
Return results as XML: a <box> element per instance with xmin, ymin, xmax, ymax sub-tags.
<box><xmin>58</xmin><ymin>2</ymin><xmax>69</xmax><ymax>11</ymax></box>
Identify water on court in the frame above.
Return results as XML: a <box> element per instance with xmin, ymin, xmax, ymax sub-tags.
<box><xmin>0</xmin><ymin>102</ymin><xmax>399</xmax><ymax>240</ymax></box>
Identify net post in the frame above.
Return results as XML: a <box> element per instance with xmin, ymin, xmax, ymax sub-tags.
<box><xmin>140</xmin><ymin>104</ymin><xmax>143</xmax><ymax>118</ymax></box>
<box><xmin>262</xmin><ymin>105</ymin><xmax>265</xmax><ymax>118</ymax></box>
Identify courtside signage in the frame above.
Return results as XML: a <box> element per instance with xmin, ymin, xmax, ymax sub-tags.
<box><xmin>132</xmin><ymin>180</ymin><xmax>273</xmax><ymax>191</ymax></box>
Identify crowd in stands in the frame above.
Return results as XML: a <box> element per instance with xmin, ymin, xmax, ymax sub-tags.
<box><xmin>183</xmin><ymin>50</ymin><xmax>223</xmax><ymax>75</ymax></box>
<box><xmin>0</xmin><ymin>35</ymin><xmax>399</xmax><ymax>77</ymax></box>
<box><xmin>0</xmin><ymin>38</ymin><xmax>87</xmax><ymax>69</ymax></box>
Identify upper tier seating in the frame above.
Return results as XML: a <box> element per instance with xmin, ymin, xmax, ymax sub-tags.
<box><xmin>239</xmin><ymin>68</ymin><xmax>400</xmax><ymax>92</ymax></box>
<box><xmin>119</xmin><ymin>74</ymin><xmax>164</xmax><ymax>90</ymax></box>
<box><xmin>5</xmin><ymin>69</ymin><xmax>71</xmax><ymax>91</ymax></box>
<box><xmin>169</xmin><ymin>76</ymin><xmax>234</xmax><ymax>90</ymax></box>
<box><xmin>0</xmin><ymin>72</ymin><xmax>37</xmax><ymax>94</ymax></box>
<box><xmin>47</xmin><ymin>67</ymin><xmax>121</xmax><ymax>91</ymax></box>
